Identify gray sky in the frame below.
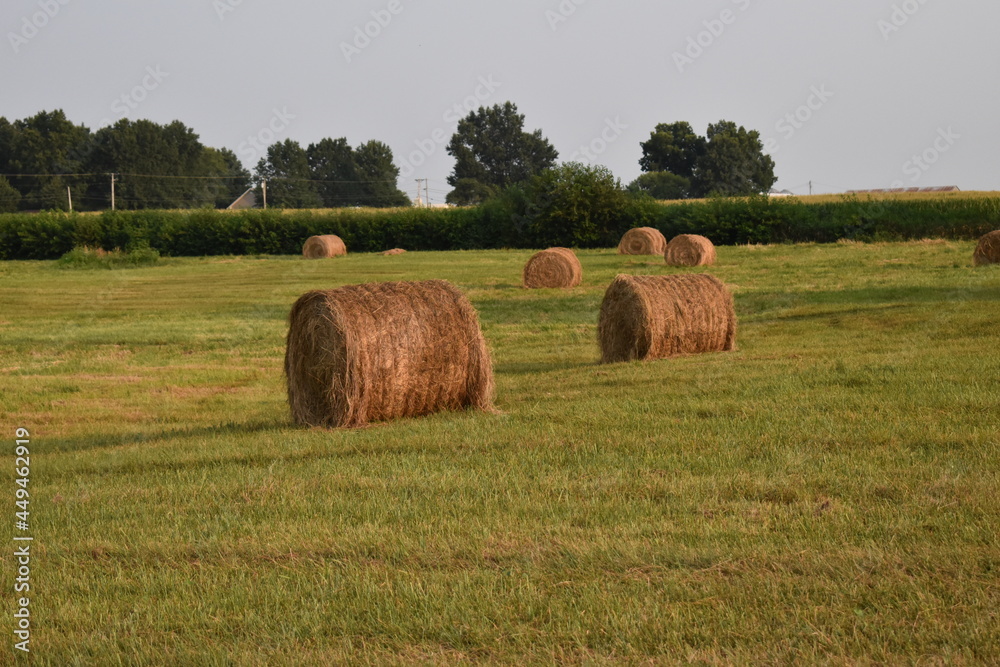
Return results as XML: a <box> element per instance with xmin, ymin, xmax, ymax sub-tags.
<box><xmin>3</xmin><ymin>0</ymin><xmax>998</xmax><ymax>203</ymax></box>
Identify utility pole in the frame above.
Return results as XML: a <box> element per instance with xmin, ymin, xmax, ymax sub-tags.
<box><xmin>425</xmin><ymin>180</ymin><xmax>430</xmax><ymax>208</ymax></box>
<box><xmin>809</xmin><ymin>180</ymin><xmax>813</xmax><ymax>196</ymax></box>
<box><xmin>415</xmin><ymin>179</ymin><xmax>426</xmax><ymax>207</ymax></box>
<box><xmin>110</xmin><ymin>173</ymin><xmax>116</xmax><ymax>210</ymax></box>
<box><xmin>262</xmin><ymin>181</ymin><xmax>267</xmax><ymax>209</ymax></box>
<box><xmin>67</xmin><ymin>186</ymin><xmax>73</xmax><ymax>212</ymax></box>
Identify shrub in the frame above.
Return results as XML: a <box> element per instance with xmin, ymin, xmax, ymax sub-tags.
<box><xmin>57</xmin><ymin>245</ymin><xmax>160</xmax><ymax>269</ymax></box>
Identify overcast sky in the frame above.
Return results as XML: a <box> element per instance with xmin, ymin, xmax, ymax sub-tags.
<box><xmin>2</xmin><ymin>0</ymin><xmax>998</xmax><ymax>203</ymax></box>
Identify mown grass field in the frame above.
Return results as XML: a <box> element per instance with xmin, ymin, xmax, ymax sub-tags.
<box><xmin>2</xmin><ymin>241</ymin><xmax>999</xmax><ymax>664</ymax></box>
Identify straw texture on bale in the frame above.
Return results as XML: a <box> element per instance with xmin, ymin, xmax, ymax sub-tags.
<box><xmin>302</xmin><ymin>235</ymin><xmax>347</xmax><ymax>259</ymax></box>
<box><xmin>598</xmin><ymin>273</ymin><xmax>736</xmax><ymax>364</ymax></box>
<box><xmin>664</xmin><ymin>234</ymin><xmax>717</xmax><ymax>267</ymax></box>
<box><xmin>618</xmin><ymin>227</ymin><xmax>668</xmax><ymax>255</ymax></box>
<box><xmin>522</xmin><ymin>247</ymin><xmax>583</xmax><ymax>289</ymax></box>
<box><xmin>285</xmin><ymin>280</ymin><xmax>494</xmax><ymax>428</ymax></box>
<box><xmin>382</xmin><ymin>248</ymin><xmax>407</xmax><ymax>256</ymax></box>
<box><xmin>973</xmin><ymin>230</ymin><xmax>1000</xmax><ymax>266</ymax></box>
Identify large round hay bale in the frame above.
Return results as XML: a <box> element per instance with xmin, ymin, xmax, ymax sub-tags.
<box><xmin>973</xmin><ymin>230</ymin><xmax>1000</xmax><ymax>266</ymax></box>
<box><xmin>285</xmin><ymin>280</ymin><xmax>494</xmax><ymax>428</ymax></box>
<box><xmin>522</xmin><ymin>247</ymin><xmax>583</xmax><ymax>289</ymax></box>
<box><xmin>665</xmin><ymin>234</ymin><xmax>716</xmax><ymax>267</ymax></box>
<box><xmin>382</xmin><ymin>248</ymin><xmax>406</xmax><ymax>256</ymax></box>
<box><xmin>302</xmin><ymin>235</ymin><xmax>347</xmax><ymax>259</ymax></box>
<box><xmin>598</xmin><ymin>274</ymin><xmax>736</xmax><ymax>364</ymax></box>
<box><xmin>618</xmin><ymin>227</ymin><xmax>668</xmax><ymax>255</ymax></box>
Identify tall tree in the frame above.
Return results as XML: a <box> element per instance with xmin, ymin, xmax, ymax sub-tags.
<box><xmin>694</xmin><ymin>121</ymin><xmax>776</xmax><ymax>197</ymax></box>
<box><xmin>2</xmin><ymin>110</ymin><xmax>91</xmax><ymax>209</ymax></box>
<box><xmin>446</xmin><ymin>102</ymin><xmax>558</xmax><ymax>205</ymax></box>
<box><xmin>638</xmin><ymin>121</ymin><xmax>705</xmax><ymax>181</ymax></box>
<box><xmin>354</xmin><ymin>140</ymin><xmax>409</xmax><ymax>207</ymax></box>
<box><xmin>85</xmin><ymin>119</ymin><xmax>211</xmax><ymax>208</ymax></box>
<box><xmin>638</xmin><ymin>120</ymin><xmax>776</xmax><ymax>198</ymax></box>
<box><xmin>255</xmin><ymin>139</ymin><xmax>321</xmax><ymax>209</ymax></box>
<box><xmin>307</xmin><ymin>138</ymin><xmax>358</xmax><ymax>208</ymax></box>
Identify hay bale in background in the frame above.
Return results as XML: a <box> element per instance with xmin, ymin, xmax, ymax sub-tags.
<box><xmin>285</xmin><ymin>280</ymin><xmax>494</xmax><ymax>428</ymax></box>
<box><xmin>665</xmin><ymin>234</ymin><xmax>716</xmax><ymax>267</ymax></box>
<box><xmin>382</xmin><ymin>248</ymin><xmax>407</xmax><ymax>256</ymax></box>
<box><xmin>302</xmin><ymin>235</ymin><xmax>347</xmax><ymax>259</ymax></box>
<box><xmin>618</xmin><ymin>227</ymin><xmax>668</xmax><ymax>255</ymax></box>
<box><xmin>973</xmin><ymin>230</ymin><xmax>1000</xmax><ymax>266</ymax></box>
<box><xmin>598</xmin><ymin>274</ymin><xmax>736</xmax><ymax>364</ymax></box>
<box><xmin>523</xmin><ymin>247</ymin><xmax>583</xmax><ymax>289</ymax></box>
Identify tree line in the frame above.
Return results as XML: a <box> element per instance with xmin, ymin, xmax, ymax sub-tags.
<box><xmin>0</xmin><ymin>110</ymin><xmax>409</xmax><ymax>211</ymax></box>
<box><xmin>0</xmin><ymin>105</ymin><xmax>777</xmax><ymax>212</ymax></box>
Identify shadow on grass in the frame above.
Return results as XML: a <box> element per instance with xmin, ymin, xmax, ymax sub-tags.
<box><xmin>48</xmin><ymin>419</ymin><xmax>295</xmax><ymax>454</ymax></box>
<box><xmin>496</xmin><ymin>360</ymin><xmax>598</xmax><ymax>375</ymax></box>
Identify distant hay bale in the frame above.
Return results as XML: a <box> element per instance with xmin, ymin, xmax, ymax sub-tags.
<box><xmin>598</xmin><ymin>274</ymin><xmax>736</xmax><ymax>364</ymax></box>
<box><xmin>665</xmin><ymin>234</ymin><xmax>717</xmax><ymax>267</ymax></box>
<box><xmin>285</xmin><ymin>280</ymin><xmax>494</xmax><ymax>428</ymax></box>
<box><xmin>382</xmin><ymin>248</ymin><xmax>407</xmax><ymax>256</ymax></box>
<box><xmin>302</xmin><ymin>235</ymin><xmax>347</xmax><ymax>259</ymax></box>
<box><xmin>522</xmin><ymin>247</ymin><xmax>583</xmax><ymax>289</ymax></box>
<box><xmin>973</xmin><ymin>230</ymin><xmax>1000</xmax><ymax>266</ymax></box>
<box><xmin>618</xmin><ymin>227</ymin><xmax>667</xmax><ymax>255</ymax></box>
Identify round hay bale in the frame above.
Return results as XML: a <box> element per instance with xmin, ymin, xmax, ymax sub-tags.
<box><xmin>302</xmin><ymin>235</ymin><xmax>347</xmax><ymax>259</ymax></box>
<box><xmin>522</xmin><ymin>247</ymin><xmax>583</xmax><ymax>289</ymax></box>
<box><xmin>382</xmin><ymin>248</ymin><xmax>407</xmax><ymax>256</ymax></box>
<box><xmin>285</xmin><ymin>280</ymin><xmax>494</xmax><ymax>428</ymax></box>
<box><xmin>665</xmin><ymin>234</ymin><xmax>717</xmax><ymax>267</ymax></box>
<box><xmin>618</xmin><ymin>227</ymin><xmax>667</xmax><ymax>255</ymax></box>
<box><xmin>598</xmin><ymin>273</ymin><xmax>736</xmax><ymax>364</ymax></box>
<box><xmin>973</xmin><ymin>230</ymin><xmax>1000</xmax><ymax>266</ymax></box>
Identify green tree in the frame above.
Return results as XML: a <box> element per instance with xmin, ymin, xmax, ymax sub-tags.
<box><xmin>447</xmin><ymin>178</ymin><xmax>497</xmax><ymax>207</ymax></box>
<box><xmin>627</xmin><ymin>171</ymin><xmax>692</xmax><ymax>200</ymax></box>
<box><xmin>638</xmin><ymin>120</ymin><xmax>776</xmax><ymax>198</ymax></box>
<box><xmin>354</xmin><ymin>140</ymin><xmax>410</xmax><ymax>207</ymax></box>
<box><xmin>198</xmin><ymin>147</ymin><xmax>252</xmax><ymax>208</ymax></box>
<box><xmin>0</xmin><ymin>175</ymin><xmax>21</xmax><ymax>213</ymax></box>
<box><xmin>446</xmin><ymin>102</ymin><xmax>558</xmax><ymax>205</ymax></box>
<box><xmin>517</xmin><ymin>162</ymin><xmax>629</xmax><ymax>247</ymax></box>
<box><xmin>85</xmin><ymin>119</ymin><xmax>213</xmax><ymax>208</ymax></box>
<box><xmin>306</xmin><ymin>138</ymin><xmax>359</xmax><ymax>208</ymax></box>
<box><xmin>694</xmin><ymin>121</ymin><xmax>776</xmax><ymax>197</ymax></box>
<box><xmin>3</xmin><ymin>110</ymin><xmax>91</xmax><ymax>209</ymax></box>
<box><xmin>638</xmin><ymin>121</ymin><xmax>705</xmax><ymax>181</ymax></box>
<box><xmin>255</xmin><ymin>139</ymin><xmax>321</xmax><ymax>209</ymax></box>
<box><xmin>36</xmin><ymin>176</ymin><xmax>71</xmax><ymax>210</ymax></box>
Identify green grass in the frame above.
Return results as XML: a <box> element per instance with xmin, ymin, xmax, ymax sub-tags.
<box><xmin>1</xmin><ymin>242</ymin><xmax>998</xmax><ymax>664</ymax></box>
<box><xmin>56</xmin><ymin>245</ymin><xmax>161</xmax><ymax>270</ymax></box>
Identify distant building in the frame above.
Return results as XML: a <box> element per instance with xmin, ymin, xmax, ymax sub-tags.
<box><xmin>846</xmin><ymin>186</ymin><xmax>960</xmax><ymax>194</ymax></box>
<box><xmin>227</xmin><ymin>188</ymin><xmax>257</xmax><ymax>210</ymax></box>
<box><xmin>768</xmin><ymin>188</ymin><xmax>794</xmax><ymax>197</ymax></box>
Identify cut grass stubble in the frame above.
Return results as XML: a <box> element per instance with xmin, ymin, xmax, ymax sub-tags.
<box><xmin>1</xmin><ymin>242</ymin><xmax>998</xmax><ymax>663</ymax></box>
